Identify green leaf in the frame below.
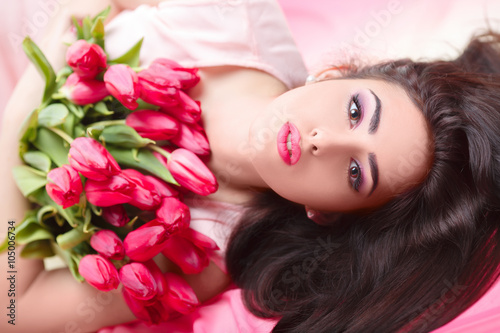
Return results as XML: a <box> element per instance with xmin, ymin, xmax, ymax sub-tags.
<box><xmin>62</xmin><ymin>100</ymin><xmax>85</xmax><ymax>119</ymax></box>
<box><xmin>36</xmin><ymin>205</ymin><xmax>58</xmax><ymax>226</ymax></box>
<box><xmin>82</xmin><ymin>17</ymin><xmax>92</xmax><ymax>40</ymax></box>
<box><xmin>92</xmin><ymin>6</ymin><xmax>111</xmax><ymax>24</ymax></box>
<box><xmin>19</xmin><ymin>108</ymin><xmax>39</xmax><ymax>156</ymax></box>
<box><xmin>136</xmin><ymin>98</ymin><xmax>160</xmax><ymax>111</ymax></box>
<box><xmin>38</xmin><ymin>103</ymin><xmax>69</xmax><ymax>127</ymax></box>
<box><xmin>91</xmin><ymin>17</ymin><xmax>105</xmax><ymax>48</ymax></box>
<box><xmin>32</xmin><ymin>127</ymin><xmax>69</xmax><ymax>167</ymax></box>
<box><xmin>20</xmin><ymin>240</ymin><xmax>55</xmax><ymax>259</ymax></box>
<box><xmin>62</xmin><ymin>111</ymin><xmax>76</xmax><ymax>137</ymax></box>
<box><xmin>12</xmin><ymin>165</ymin><xmax>47</xmax><ymax>197</ymax></box>
<box><xmin>22</xmin><ymin>37</ymin><xmax>56</xmax><ymax>105</ymax></box>
<box><xmin>94</xmin><ymin>101</ymin><xmax>114</xmax><ymax>116</ymax></box>
<box><xmin>51</xmin><ymin>244</ymin><xmax>84</xmax><ymax>282</ymax></box>
<box><xmin>56</xmin><ymin>66</ymin><xmax>73</xmax><ymax>84</ymax></box>
<box><xmin>56</xmin><ymin>226</ymin><xmax>92</xmax><ymax>250</ymax></box>
<box><xmin>109</xmin><ymin>38</ymin><xmax>143</xmax><ymax>67</ymax></box>
<box><xmin>71</xmin><ymin>16</ymin><xmax>84</xmax><ymax>40</ymax></box>
<box><xmin>100</xmin><ymin>125</ymin><xmax>154</xmax><ymax>148</ymax></box>
<box><xmin>16</xmin><ymin>222</ymin><xmax>53</xmax><ymax>245</ymax></box>
<box><xmin>107</xmin><ymin>146</ymin><xmax>179</xmax><ymax>184</ymax></box>
<box><xmin>23</xmin><ymin>151</ymin><xmax>52</xmax><ymax>173</ymax></box>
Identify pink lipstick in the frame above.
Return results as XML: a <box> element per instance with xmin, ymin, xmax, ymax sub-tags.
<box><xmin>277</xmin><ymin>122</ymin><xmax>301</xmax><ymax>165</ymax></box>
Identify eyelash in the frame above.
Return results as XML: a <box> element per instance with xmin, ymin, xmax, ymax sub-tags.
<box><xmin>348</xmin><ymin>159</ymin><xmax>363</xmax><ymax>192</ymax></box>
<box><xmin>346</xmin><ymin>94</ymin><xmax>364</xmax><ymax>191</ymax></box>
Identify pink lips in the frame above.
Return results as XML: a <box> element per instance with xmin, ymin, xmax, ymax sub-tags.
<box><xmin>277</xmin><ymin>122</ymin><xmax>301</xmax><ymax>165</ymax></box>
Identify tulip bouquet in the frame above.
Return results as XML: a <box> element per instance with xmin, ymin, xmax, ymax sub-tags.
<box><xmin>1</xmin><ymin>7</ymin><xmax>220</xmax><ymax>324</ymax></box>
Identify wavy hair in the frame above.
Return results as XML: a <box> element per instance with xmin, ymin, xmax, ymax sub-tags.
<box><xmin>226</xmin><ymin>32</ymin><xmax>500</xmax><ymax>332</ymax></box>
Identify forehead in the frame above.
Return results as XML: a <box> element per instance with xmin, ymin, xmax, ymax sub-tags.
<box><xmin>363</xmin><ymin>79</ymin><xmax>432</xmax><ymax>199</ymax></box>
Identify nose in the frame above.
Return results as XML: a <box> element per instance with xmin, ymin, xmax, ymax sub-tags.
<box><xmin>307</xmin><ymin>128</ymin><xmax>360</xmax><ymax>156</ymax></box>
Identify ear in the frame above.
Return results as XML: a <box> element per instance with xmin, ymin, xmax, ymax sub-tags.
<box><xmin>305</xmin><ymin>66</ymin><xmax>352</xmax><ymax>85</ymax></box>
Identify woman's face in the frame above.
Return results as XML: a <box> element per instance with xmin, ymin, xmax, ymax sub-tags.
<box><xmin>248</xmin><ymin>78</ymin><xmax>433</xmax><ymax>212</ymax></box>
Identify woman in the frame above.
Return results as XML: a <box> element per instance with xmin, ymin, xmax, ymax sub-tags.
<box><xmin>0</xmin><ymin>1</ymin><xmax>498</xmax><ymax>332</ymax></box>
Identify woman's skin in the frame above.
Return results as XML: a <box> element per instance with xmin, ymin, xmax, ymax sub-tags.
<box><xmin>0</xmin><ymin>1</ymin><xmax>432</xmax><ymax>332</ymax></box>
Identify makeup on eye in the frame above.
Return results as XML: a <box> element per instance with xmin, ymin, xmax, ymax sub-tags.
<box><xmin>346</xmin><ymin>89</ymin><xmax>382</xmax><ymax>194</ymax></box>
<box><xmin>348</xmin><ymin>158</ymin><xmax>363</xmax><ymax>192</ymax></box>
<box><xmin>347</xmin><ymin>94</ymin><xmax>363</xmax><ymax>128</ymax></box>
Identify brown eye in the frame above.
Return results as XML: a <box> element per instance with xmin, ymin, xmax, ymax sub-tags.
<box><xmin>348</xmin><ymin>94</ymin><xmax>362</xmax><ymax>128</ymax></box>
<box><xmin>350</xmin><ymin>165</ymin><xmax>359</xmax><ymax>178</ymax></box>
<box><xmin>348</xmin><ymin>159</ymin><xmax>363</xmax><ymax>192</ymax></box>
<box><xmin>350</xmin><ymin>107</ymin><xmax>360</xmax><ymax>121</ymax></box>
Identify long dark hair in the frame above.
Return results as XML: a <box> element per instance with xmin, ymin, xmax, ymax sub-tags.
<box><xmin>226</xmin><ymin>32</ymin><xmax>500</xmax><ymax>332</ymax></box>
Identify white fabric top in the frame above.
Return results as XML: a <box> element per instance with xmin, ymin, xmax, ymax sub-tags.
<box><xmin>105</xmin><ymin>0</ymin><xmax>308</xmax><ymax>89</ymax></box>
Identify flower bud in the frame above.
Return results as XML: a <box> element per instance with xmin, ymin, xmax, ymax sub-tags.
<box><xmin>161</xmin><ymin>233</ymin><xmax>209</xmax><ymax>274</ymax></box>
<box><xmin>138</xmin><ymin>71</ymin><xmax>180</xmax><ymax>107</ymax></box>
<box><xmin>69</xmin><ymin>137</ymin><xmax>121</xmax><ymax>181</ymax></box>
<box><xmin>143</xmin><ymin>175</ymin><xmax>179</xmax><ymax>198</ymax></box>
<box><xmin>163</xmin><ymin>272</ymin><xmax>199</xmax><ymax>314</ymax></box>
<box><xmin>66</xmin><ymin>40</ymin><xmax>107</xmax><ymax>79</ymax></box>
<box><xmin>60</xmin><ymin>73</ymin><xmax>109</xmax><ymax>105</ymax></box>
<box><xmin>123</xmin><ymin>219</ymin><xmax>171</xmax><ymax>262</ymax></box>
<box><xmin>160</xmin><ymin>90</ymin><xmax>201</xmax><ymax>124</ymax></box>
<box><xmin>122</xmin><ymin>169</ymin><xmax>162</xmax><ymax>211</ymax></box>
<box><xmin>149</xmin><ymin>58</ymin><xmax>200</xmax><ymax>90</ymax></box>
<box><xmin>90</xmin><ymin>230</ymin><xmax>125</xmax><ymax>260</ymax></box>
<box><xmin>122</xmin><ymin>289</ymin><xmax>170</xmax><ymax>325</ymax></box>
<box><xmin>170</xmin><ymin>122</ymin><xmax>210</xmax><ymax>156</ymax></box>
<box><xmin>104</xmin><ymin>64</ymin><xmax>140</xmax><ymax>110</ymax></box>
<box><xmin>46</xmin><ymin>164</ymin><xmax>83</xmax><ymax>208</ymax></box>
<box><xmin>119</xmin><ymin>262</ymin><xmax>157</xmax><ymax>300</ymax></box>
<box><xmin>84</xmin><ymin>174</ymin><xmax>135</xmax><ymax>207</ymax></box>
<box><xmin>125</xmin><ymin>110</ymin><xmax>179</xmax><ymax>140</ymax></box>
<box><xmin>102</xmin><ymin>205</ymin><xmax>130</xmax><ymax>227</ymax></box>
<box><xmin>78</xmin><ymin>254</ymin><xmax>120</xmax><ymax>292</ymax></box>
<box><xmin>166</xmin><ymin>148</ymin><xmax>218</xmax><ymax>196</ymax></box>
<box><xmin>155</xmin><ymin>197</ymin><xmax>190</xmax><ymax>234</ymax></box>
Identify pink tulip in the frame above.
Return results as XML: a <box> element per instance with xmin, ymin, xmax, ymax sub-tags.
<box><xmin>69</xmin><ymin>137</ymin><xmax>121</xmax><ymax>181</ymax></box>
<box><xmin>181</xmin><ymin>228</ymin><xmax>219</xmax><ymax>251</ymax></box>
<box><xmin>122</xmin><ymin>289</ymin><xmax>170</xmax><ymax>325</ymax></box>
<box><xmin>125</xmin><ymin>110</ymin><xmax>179</xmax><ymax>140</ymax></box>
<box><xmin>170</xmin><ymin>122</ymin><xmax>210</xmax><ymax>156</ymax></box>
<box><xmin>123</xmin><ymin>219</ymin><xmax>171</xmax><ymax>262</ymax></box>
<box><xmin>161</xmin><ymin>233</ymin><xmax>210</xmax><ymax>274</ymax></box>
<box><xmin>163</xmin><ymin>272</ymin><xmax>199</xmax><ymax>314</ymax></box>
<box><xmin>102</xmin><ymin>205</ymin><xmax>130</xmax><ymax>227</ymax></box>
<box><xmin>138</xmin><ymin>71</ymin><xmax>180</xmax><ymax>107</ymax></box>
<box><xmin>90</xmin><ymin>230</ymin><xmax>125</xmax><ymax>260</ymax></box>
<box><xmin>119</xmin><ymin>262</ymin><xmax>157</xmax><ymax>300</ymax></box>
<box><xmin>155</xmin><ymin>197</ymin><xmax>190</xmax><ymax>234</ymax></box>
<box><xmin>144</xmin><ymin>175</ymin><xmax>179</xmax><ymax>198</ymax></box>
<box><xmin>46</xmin><ymin>165</ymin><xmax>83</xmax><ymax>209</ymax></box>
<box><xmin>78</xmin><ymin>254</ymin><xmax>120</xmax><ymax>292</ymax></box>
<box><xmin>165</xmin><ymin>149</ymin><xmax>218</xmax><ymax>196</ymax></box>
<box><xmin>60</xmin><ymin>73</ymin><xmax>109</xmax><ymax>105</ymax></box>
<box><xmin>66</xmin><ymin>39</ymin><xmax>107</xmax><ymax>79</ymax></box>
<box><xmin>121</xmin><ymin>169</ymin><xmax>162</xmax><ymax>211</ymax></box>
<box><xmin>148</xmin><ymin>58</ymin><xmax>200</xmax><ymax>90</ymax></box>
<box><xmin>104</xmin><ymin>64</ymin><xmax>140</xmax><ymax>110</ymax></box>
<box><xmin>143</xmin><ymin>260</ymin><xmax>168</xmax><ymax>296</ymax></box>
<box><xmin>84</xmin><ymin>174</ymin><xmax>135</xmax><ymax>207</ymax></box>
<box><xmin>160</xmin><ymin>91</ymin><xmax>201</xmax><ymax>124</ymax></box>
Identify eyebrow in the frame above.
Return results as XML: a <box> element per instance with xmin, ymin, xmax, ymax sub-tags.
<box><xmin>368</xmin><ymin>153</ymin><xmax>379</xmax><ymax>196</ymax></box>
<box><xmin>368</xmin><ymin>89</ymin><xmax>381</xmax><ymax>134</ymax></box>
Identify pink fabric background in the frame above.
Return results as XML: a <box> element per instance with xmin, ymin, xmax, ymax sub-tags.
<box><xmin>2</xmin><ymin>0</ymin><xmax>500</xmax><ymax>331</ymax></box>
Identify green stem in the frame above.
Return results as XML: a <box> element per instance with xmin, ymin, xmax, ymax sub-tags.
<box><xmin>47</xmin><ymin>127</ymin><xmax>74</xmax><ymax>144</ymax></box>
<box><xmin>148</xmin><ymin>145</ymin><xmax>171</xmax><ymax>161</ymax></box>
